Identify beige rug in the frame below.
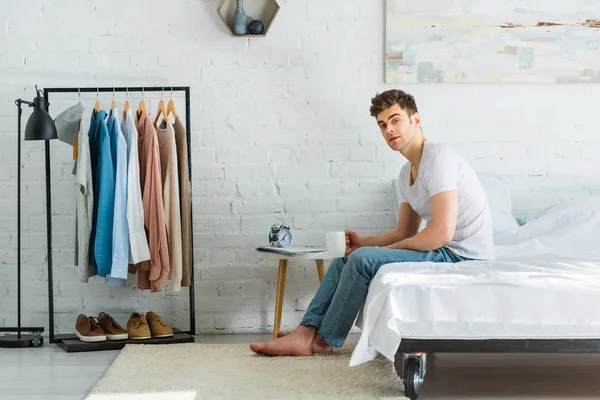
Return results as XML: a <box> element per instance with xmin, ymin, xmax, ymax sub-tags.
<box><xmin>85</xmin><ymin>342</ymin><xmax>406</xmax><ymax>400</ymax></box>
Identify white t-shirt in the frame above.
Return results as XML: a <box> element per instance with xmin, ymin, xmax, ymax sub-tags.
<box><xmin>397</xmin><ymin>141</ymin><xmax>494</xmax><ymax>260</ymax></box>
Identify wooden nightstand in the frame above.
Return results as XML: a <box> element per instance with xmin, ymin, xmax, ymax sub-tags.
<box><xmin>256</xmin><ymin>249</ymin><xmax>331</xmax><ymax>339</ymax></box>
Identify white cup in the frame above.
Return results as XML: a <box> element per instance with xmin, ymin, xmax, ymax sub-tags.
<box><xmin>325</xmin><ymin>231</ymin><xmax>346</xmax><ymax>258</ymax></box>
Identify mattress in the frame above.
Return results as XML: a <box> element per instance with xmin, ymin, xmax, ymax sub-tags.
<box><xmin>349</xmin><ymin>197</ymin><xmax>600</xmax><ymax>367</ymax></box>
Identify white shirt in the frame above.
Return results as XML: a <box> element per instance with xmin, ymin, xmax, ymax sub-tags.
<box><xmin>397</xmin><ymin>141</ymin><xmax>494</xmax><ymax>260</ymax></box>
<box><xmin>122</xmin><ymin>109</ymin><xmax>151</xmax><ymax>264</ymax></box>
<box><xmin>73</xmin><ymin>118</ymin><xmax>95</xmax><ymax>282</ymax></box>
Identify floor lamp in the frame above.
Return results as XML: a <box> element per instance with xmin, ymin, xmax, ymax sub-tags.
<box><xmin>0</xmin><ymin>87</ymin><xmax>57</xmax><ymax>348</ymax></box>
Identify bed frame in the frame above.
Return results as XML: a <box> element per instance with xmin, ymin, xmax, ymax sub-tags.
<box><xmin>396</xmin><ymin>338</ymin><xmax>600</xmax><ymax>399</ymax></box>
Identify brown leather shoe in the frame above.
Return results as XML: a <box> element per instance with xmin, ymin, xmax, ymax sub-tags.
<box><xmin>146</xmin><ymin>311</ymin><xmax>174</xmax><ymax>338</ymax></box>
<box><xmin>127</xmin><ymin>313</ymin><xmax>152</xmax><ymax>340</ymax></box>
<box><xmin>75</xmin><ymin>314</ymin><xmax>106</xmax><ymax>342</ymax></box>
<box><xmin>98</xmin><ymin>312</ymin><xmax>129</xmax><ymax>341</ymax></box>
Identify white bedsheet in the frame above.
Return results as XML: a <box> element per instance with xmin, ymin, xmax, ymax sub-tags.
<box><xmin>350</xmin><ymin>197</ymin><xmax>600</xmax><ymax>367</ymax></box>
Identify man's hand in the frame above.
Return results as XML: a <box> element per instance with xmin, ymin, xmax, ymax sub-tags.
<box><xmin>345</xmin><ymin>229</ymin><xmax>364</xmax><ymax>256</ymax></box>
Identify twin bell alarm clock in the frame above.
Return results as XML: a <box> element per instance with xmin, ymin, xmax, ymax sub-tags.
<box><xmin>269</xmin><ymin>219</ymin><xmax>293</xmax><ymax>248</ymax></box>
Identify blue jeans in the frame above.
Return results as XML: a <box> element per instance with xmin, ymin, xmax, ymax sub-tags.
<box><xmin>300</xmin><ymin>246</ymin><xmax>470</xmax><ymax>348</ymax></box>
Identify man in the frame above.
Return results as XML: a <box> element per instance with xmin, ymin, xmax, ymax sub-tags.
<box><xmin>250</xmin><ymin>89</ymin><xmax>493</xmax><ymax>356</ymax></box>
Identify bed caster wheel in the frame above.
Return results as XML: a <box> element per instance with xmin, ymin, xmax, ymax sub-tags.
<box><xmin>402</xmin><ymin>353</ymin><xmax>426</xmax><ymax>400</ymax></box>
<box><xmin>32</xmin><ymin>332</ymin><xmax>42</xmax><ymax>348</ymax></box>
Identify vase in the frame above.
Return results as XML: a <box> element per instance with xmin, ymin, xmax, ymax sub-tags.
<box><xmin>232</xmin><ymin>0</ymin><xmax>247</xmax><ymax>35</ymax></box>
<box><xmin>248</xmin><ymin>20</ymin><xmax>264</xmax><ymax>35</ymax></box>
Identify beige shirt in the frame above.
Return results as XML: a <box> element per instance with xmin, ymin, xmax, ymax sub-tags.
<box><xmin>135</xmin><ymin>111</ymin><xmax>170</xmax><ymax>292</ymax></box>
<box><xmin>173</xmin><ymin>117</ymin><xmax>192</xmax><ymax>287</ymax></box>
<box><xmin>156</xmin><ymin>120</ymin><xmax>183</xmax><ymax>292</ymax></box>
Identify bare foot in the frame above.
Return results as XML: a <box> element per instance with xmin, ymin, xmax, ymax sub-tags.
<box><xmin>276</xmin><ymin>331</ymin><xmax>332</xmax><ymax>353</ymax></box>
<box><xmin>311</xmin><ymin>334</ymin><xmax>333</xmax><ymax>354</ymax></box>
<box><xmin>250</xmin><ymin>326</ymin><xmax>316</xmax><ymax>356</ymax></box>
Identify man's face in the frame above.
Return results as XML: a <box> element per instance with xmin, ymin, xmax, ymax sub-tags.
<box><xmin>376</xmin><ymin>104</ymin><xmax>420</xmax><ymax>152</ymax></box>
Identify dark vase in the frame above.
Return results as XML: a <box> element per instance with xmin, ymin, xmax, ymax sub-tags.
<box><xmin>233</xmin><ymin>0</ymin><xmax>247</xmax><ymax>35</ymax></box>
<box><xmin>248</xmin><ymin>20</ymin><xmax>264</xmax><ymax>35</ymax></box>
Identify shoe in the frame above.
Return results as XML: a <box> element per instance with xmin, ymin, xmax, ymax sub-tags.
<box><xmin>98</xmin><ymin>312</ymin><xmax>129</xmax><ymax>341</ymax></box>
<box><xmin>127</xmin><ymin>313</ymin><xmax>152</xmax><ymax>340</ymax></box>
<box><xmin>146</xmin><ymin>311</ymin><xmax>174</xmax><ymax>338</ymax></box>
<box><xmin>75</xmin><ymin>314</ymin><xmax>106</xmax><ymax>342</ymax></box>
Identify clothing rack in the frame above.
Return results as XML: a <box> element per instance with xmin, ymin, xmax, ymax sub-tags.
<box><xmin>43</xmin><ymin>86</ymin><xmax>196</xmax><ymax>352</ymax></box>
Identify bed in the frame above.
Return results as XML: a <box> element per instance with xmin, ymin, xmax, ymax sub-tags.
<box><xmin>350</xmin><ymin>192</ymin><xmax>600</xmax><ymax>399</ymax></box>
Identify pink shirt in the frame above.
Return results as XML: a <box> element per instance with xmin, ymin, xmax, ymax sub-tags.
<box><xmin>135</xmin><ymin>110</ymin><xmax>170</xmax><ymax>292</ymax></box>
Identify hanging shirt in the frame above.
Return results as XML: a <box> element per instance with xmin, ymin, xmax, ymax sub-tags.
<box><xmin>122</xmin><ymin>108</ymin><xmax>151</xmax><ymax>265</ymax></box>
<box><xmin>88</xmin><ymin>109</ymin><xmax>114</xmax><ymax>276</ymax></box>
<box><xmin>156</xmin><ymin>120</ymin><xmax>183</xmax><ymax>292</ymax></box>
<box><xmin>73</xmin><ymin>118</ymin><xmax>96</xmax><ymax>282</ymax></box>
<box><xmin>173</xmin><ymin>116</ymin><xmax>192</xmax><ymax>288</ymax></box>
<box><xmin>106</xmin><ymin>108</ymin><xmax>129</xmax><ymax>286</ymax></box>
<box><xmin>135</xmin><ymin>110</ymin><xmax>170</xmax><ymax>292</ymax></box>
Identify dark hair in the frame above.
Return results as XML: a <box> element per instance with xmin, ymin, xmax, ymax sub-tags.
<box><xmin>370</xmin><ymin>89</ymin><xmax>418</xmax><ymax>118</ymax></box>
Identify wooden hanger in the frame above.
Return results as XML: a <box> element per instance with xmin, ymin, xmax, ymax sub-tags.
<box><xmin>122</xmin><ymin>89</ymin><xmax>130</xmax><ymax>122</ymax></box>
<box><xmin>123</xmin><ymin>98</ymin><xmax>130</xmax><ymax>122</ymax></box>
<box><xmin>167</xmin><ymin>88</ymin><xmax>178</xmax><ymax>118</ymax></box>
<box><xmin>153</xmin><ymin>99</ymin><xmax>169</xmax><ymax>126</ymax></box>
<box><xmin>137</xmin><ymin>88</ymin><xmax>147</xmax><ymax>119</ymax></box>
<box><xmin>111</xmin><ymin>88</ymin><xmax>117</xmax><ymax>109</ymax></box>
<box><xmin>167</xmin><ymin>99</ymin><xmax>178</xmax><ymax>118</ymax></box>
<box><xmin>74</xmin><ymin>89</ymin><xmax>82</xmax><ymax>160</ymax></box>
<box><xmin>78</xmin><ymin>89</ymin><xmax>84</xmax><ymax>120</ymax></box>
<box><xmin>94</xmin><ymin>88</ymin><xmax>102</xmax><ymax>112</ymax></box>
<box><xmin>138</xmin><ymin>99</ymin><xmax>147</xmax><ymax>114</ymax></box>
<box><xmin>124</xmin><ymin>88</ymin><xmax>130</xmax><ymax>112</ymax></box>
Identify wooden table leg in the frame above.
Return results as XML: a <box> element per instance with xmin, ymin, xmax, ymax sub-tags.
<box><xmin>273</xmin><ymin>259</ymin><xmax>288</xmax><ymax>340</ymax></box>
<box><xmin>316</xmin><ymin>259</ymin><xmax>325</xmax><ymax>283</ymax></box>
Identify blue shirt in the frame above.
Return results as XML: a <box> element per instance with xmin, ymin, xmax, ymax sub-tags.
<box><xmin>106</xmin><ymin>109</ymin><xmax>129</xmax><ymax>285</ymax></box>
<box><xmin>88</xmin><ymin>109</ymin><xmax>115</xmax><ymax>277</ymax></box>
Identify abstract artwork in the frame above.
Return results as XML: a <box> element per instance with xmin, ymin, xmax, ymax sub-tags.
<box><xmin>386</xmin><ymin>0</ymin><xmax>600</xmax><ymax>83</ymax></box>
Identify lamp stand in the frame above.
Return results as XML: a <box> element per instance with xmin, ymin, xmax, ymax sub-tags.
<box><xmin>0</xmin><ymin>99</ymin><xmax>45</xmax><ymax>348</ymax></box>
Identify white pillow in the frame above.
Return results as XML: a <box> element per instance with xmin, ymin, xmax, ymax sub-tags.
<box><xmin>390</xmin><ymin>173</ymin><xmax>519</xmax><ymax>235</ymax></box>
<box><xmin>476</xmin><ymin>173</ymin><xmax>519</xmax><ymax>235</ymax></box>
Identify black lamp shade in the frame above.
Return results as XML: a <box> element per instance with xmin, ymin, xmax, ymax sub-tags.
<box><xmin>24</xmin><ymin>93</ymin><xmax>57</xmax><ymax>141</ymax></box>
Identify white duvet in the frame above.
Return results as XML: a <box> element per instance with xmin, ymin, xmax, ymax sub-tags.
<box><xmin>350</xmin><ymin>197</ymin><xmax>600</xmax><ymax>367</ymax></box>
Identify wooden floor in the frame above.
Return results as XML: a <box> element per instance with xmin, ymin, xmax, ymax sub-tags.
<box><xmin>0</xmin><ymin>334</ymin><xmax>276</xmax><ymax>400</ymax></box>
<box><xmin>4</xmin><ymin>335</ymin><xmax>600</xmax><ymax>399</ymax></box>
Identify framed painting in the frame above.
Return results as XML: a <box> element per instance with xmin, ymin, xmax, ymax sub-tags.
<box><xmin>386</xmin><ymin>0</ymin><xmax>600</xmax><ymax>83</ymax></box>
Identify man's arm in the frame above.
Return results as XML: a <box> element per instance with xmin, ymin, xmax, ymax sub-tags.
<box><xmin>386</xmin><ymin>190</ymin><xmax>458</xmax><ymax>252</ymax></box>
<box><xmin>361</xmin><ymin>202</ymin><xmax>422</xmax><ymax>247</ymax></box>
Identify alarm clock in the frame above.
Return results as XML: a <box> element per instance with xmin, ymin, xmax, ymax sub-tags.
<box><xmin>269</xmin><ymin>220</ymin><xmax>293</xmax><ymax>248</ymax></box>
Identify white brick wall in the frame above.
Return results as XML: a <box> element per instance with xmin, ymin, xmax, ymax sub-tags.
<box><xmin>1</xmin><ymin>0</ymin><xmax>600</xmax><ymax>336</ymax></box>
